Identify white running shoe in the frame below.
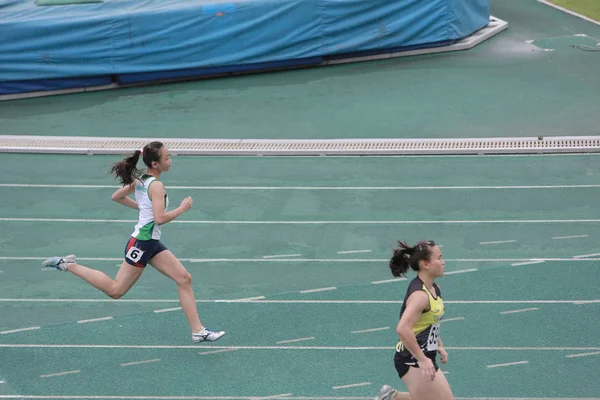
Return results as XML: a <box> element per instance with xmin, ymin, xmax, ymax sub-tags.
<box><xmin>375</xmin><ymin>385</ymin><xmax>397</xmax><ymax>400</ymax></box>
<box><xmin>42</xmin><ymin>254</ymin><xmax>77</xmax><ymax>272</ymax></box>
<box><xmin>192</xmin><ymin>327</ymin><xmax>226</xmax><ymax>343</ymax></box>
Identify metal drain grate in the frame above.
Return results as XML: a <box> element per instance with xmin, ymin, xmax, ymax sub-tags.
<box><xmin>1</xmin><ymin>135</ymin><xmax>599</xmax><ymax>155</ymax></box>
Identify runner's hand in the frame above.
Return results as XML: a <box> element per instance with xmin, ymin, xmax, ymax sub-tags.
<box><xmin>418</xmin><ymin>357</ymin><xmax>437</xmax><ymax>381</ymax></box>
<box><xmin>438</xmin><ymin>346</ymin><xmax>448</xmax><ymax>364</ymax></box>
<box><xmin>180</xmin><ymin>197</ymin><xmax>193</xmax><ymax>212</ymax></box>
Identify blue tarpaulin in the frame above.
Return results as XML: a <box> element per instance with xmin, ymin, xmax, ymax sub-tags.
<box><xmin>0</xmin><ymin>0</ymin><xmax>490</xmax><ymax>94</ymax></box>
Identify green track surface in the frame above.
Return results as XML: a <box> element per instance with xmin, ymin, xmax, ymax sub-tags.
<box><xmin>0</xmin><ymin>0</ymin><xmax>599</xmax><ymax>140</ymax></box>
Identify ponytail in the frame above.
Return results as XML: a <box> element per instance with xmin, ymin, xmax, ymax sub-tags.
<box><xmin>389</xmin><ymin>240</ymin><xmax>415</xmax><ymax>277</ymax></box>
<box><xmin>389</xmin><ymin>239</ymin><xmax>435</xmax><ymax>277</ymax></box>
<box><xmin>109</xmin><ymin>150</ymin><xmax>142</xmax><ymax>186</ymax></box>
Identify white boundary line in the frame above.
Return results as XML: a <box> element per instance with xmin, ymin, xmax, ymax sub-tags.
<box><xmin>1</xmin><ymin>344</ymin><xmax>598</xmax><ymax>351</ymax></box>
<box><xmin>537</xmin><ymin>0</ymin><xmax>600</xmax><ymax>26</ymax></box>
<box><xmin>553</xmin><ymin>235</ymin><xmax>588</xmax><ymax>240</ymax></box>
<box><xmin>486</xmin><ymin>361</ymin><xmax>529</xmax><ymax>368</ymax></box>
<box><xmin>0</xmin><ymin>299</ymin><xmax>598</xmax><ymax>304</ymax></box>
<box><xmin>500</xmin><ymin>308</ymin><xmax>539</xmax><ymax>315</ymax></box>
<box><xmin>153</xmin><ymin>307</ymin><xmax>182</xmax><ymax>313</ymax></box>
<box><xmin>1</xmin><ymin>397</ymin><xmax>598</xmax><ymax>400</ymax></box>
<box><xmin>332</xmin><ymin>383</ymin><xmax>371</xmax><ymax>390</ymax></box>
<box><xmin>2</xmin><ymin>257</ymin><xmax>600</xmax><ymax>263</ymax></box>
<box><xmin>77</xmin><ymin>316</ymin><xmax>113</xmax><ymax>324</ymax></box>
<box><xmin>39</xmin><ymin>370</ymin><xmax>80</xmax><ymax>378</ymax></box>
<box><xmin>371</xmin><ymin>277</ymin><xmax>407</xmax><ymax>284</ymax></box>
<box><xmin>3</xmin><ymin>218</ymin><xmax>600</xmax><ymax>224</ymax></box>
<box><xmin>573</xmin><ymin>253</ymin><xmax>600</xmax><ymax>259</ymax></box>
<box><xmin>120</xmin><ymin>358</ymin><xmax>161</xmax><ymax>367</ymax></box>
<box><xmin>276</xmin><ymin>337</ymin><xmax>316</xmax><ymax>344</ymax></box>
<box><xmin>299</xmin><ymin>287</ymin><xmax>337</xmax><ymax>294</ymax></box>
<box><xmin>479</xmin><ymin>240</ymin><xmax>517</xmax><ymax>245</ymax></box>
<box><xmin>4</xmin><ymin>183</ymin><xmax>600</xmax><ymax>190</ymax></box>
<box><xmin>198</xmin><ymin>348</ymin><xmax>239</xmax><ymax>356</ymax></box>
<box><xmin>0</xmin><ymin>326</ymin><xmax>41</xmax><ymax>334</ymax></box>
<box><xmin>350</xmin><ymin>327</ymin><xmax>390</xmax><ymax>334</ymax></box>
<box><xmin>565</xmin><ymin>351</ymin><xmax>600</xmax><ymax>358</ymax></box>
<box><xmin>512</xmin><ymin>260</ymin><xmax>545</xmax><ymax>267</ymax></box>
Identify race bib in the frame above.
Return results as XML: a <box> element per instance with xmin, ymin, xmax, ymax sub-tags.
<box><xmin>126</xmin><ymin>246</ymin><xmax>145</xmax><ymax>263</ymax></box>
<box><xmin>426</xmin><ymin>323</ymin><xmax>440</xmax><ymax>351</ymax></box>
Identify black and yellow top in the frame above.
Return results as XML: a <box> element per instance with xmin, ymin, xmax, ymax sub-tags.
<box><xmin>395</xmin><ymin>277</ymin><xmax>445</xmax><ymax>356</ymax></box>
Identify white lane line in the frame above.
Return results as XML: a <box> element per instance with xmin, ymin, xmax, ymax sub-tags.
<box><xmin>153</xmin><ymin>307</ymin><xmax>182</xmax><ymax>313</ymax></box>
<box><xmin>479</xmin><ymin>240</ymin><xmax>517</xmax><ymax>245</ymax></box>
<box><xmin>1</xmin><ymin>397</ymin><xmax>600</xmax><ymax>400</ymax></box>
<box><xmin>1</xmin><ymin>396</ymin><xmax>600</xmax><ymax>400</ymax></box>
<box><xmin>371</xmin><ymin>277</ymin><xmax>407</xmax><ymax>285</ymax></box>
<box><xmin>0</xmin><ymin>326</ymin><xmax>40</xmax><ymax>334</ymax></box>
<box><xmin>77</xmin><ymin>316</ymin><xmax>113</xmax><ymax>324</ymax></box>
<box><xmin>486</xmin><ymin>361</ymin><xmax>529</xmax><ymax>368</ymax></box>
<box><xmin>275</xmin><ymin>337</ymin><xmax>316</xmax><ymax>344</ymax></box>
<box><xmin>441</xmin><ymin>317</ymin><xmax>465</xmax><ymax>323</ymax></box>
<box><xmin>1</xmin><ymin>299</ymin><xmax>598</xmax><ymax>304</ymax></box>
<box><xmin>120</xmin><ymin>358</ymin><xmax>161</xmax><ymax>367</ymax></box>
<box><xmin>553</xmin><ymin>235</ymin><xmax>588</xmax><ymax>240</ymax></box>
<box><xmin>198</xmin><ymin>348</ymin><xmax>239</xmax><ymax>356</ymax></box>
<box><xmin>332</xmin><ymin>382</ymin><xmax>371</xmax><ymax>390</ymax></box>
<box><xmin>511</xmin><ymin>260</ymin><xmax>545</xmax><ymax>266</ymax></box>
<box><xmin>4</xmin><ymin>183</ymin><xmax>600</xmax><ymax>189</ymax></box>
<box><xmin>444</xmin><ymin>268</ymin><xmax>478</xmax><ymax>275</ymax></box>
<box><xmin>351</xmin><ymin>327</ymin><xmax>390</xmax><ymax>334</ymax></box>
<box><xmin>2</xmin><ymin>344</ymin><xmax>599</xmax><ymax>351</ymax></box>
<box><xmin>4</xmin><ymin>218</ymin><xmax>600</xmax><ymax>224</ymax></box>
<box><xmin>263</xmin><ymin>254</ymin><xmax>301</xmax><ymax>259</ymax></box>
<box><xmin>3</xmin><ymin>256</ymin><xmax>600</xmax><ymax>262</ymax></box>
<box><xmin>336</xmin><ymin>250</ymin><xmax>372</xmax><ymax>254</ymax></box>
<box><xmin>300</xmin><ymin>287</ymin><xmax>337</xmax><ymax>294</ymax></box>
<box><xmin>573</xmin><ymin>253</ymin><xmax>600</xmax><ymax>258</ymax></box>
<box><xmin>228</xmin><ymin>296</ymin><xmax>267</xmax><ymax>302</ymax></box>
<box><xmin>500</xmin><ymin>308</ymin><xmax>539</xmax><ymax>315</ymax></box>
<box><xmin>565</xmin><ymin>351</ymin><xmax>600</xmax><ymax>358</ymax></box>
<box><xmin>39</xmin><ymin>370</ymin><xmax>80</xmax><ymax>378</ymax></box>
<box><xmin>254</xmin><ymin>394</ymin><xmax>293</xmax><ymax>400</ymax></box>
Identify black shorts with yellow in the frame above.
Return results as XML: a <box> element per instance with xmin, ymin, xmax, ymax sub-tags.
<box><xmin>393</xmin><ymin>276</ymin><xmax>444</xmax><ymax>378</ymax></box>
<box><xmin>394</xmin><ymin>348</ymin><xmax>439</xmax><ymax>378</ymax></box>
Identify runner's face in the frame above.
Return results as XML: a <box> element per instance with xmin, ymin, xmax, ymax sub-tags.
<box><xmin>155</xmin><ymin>146</ymin><xmax>171</xmax><ymax>172</ymax></box>
<box><xmin>425</xmin><ymin>246</ymin><xmax>445</xmax><ymax>277</ymax></box>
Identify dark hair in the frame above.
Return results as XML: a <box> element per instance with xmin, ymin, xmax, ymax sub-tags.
<box><xmin>389</xmin><ymin>239</ymin><xmax>435</xmax><ymax>277</ymax></box>
<box><xmin>109</xmin><ymin>141</ymin><xmax>164</xmax><ymax>185</ymax></box>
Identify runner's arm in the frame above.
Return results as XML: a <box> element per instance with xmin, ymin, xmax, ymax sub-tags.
<box><xmin>396</xmin><ymin>290</ymin><xmax>430</xmax><ymax>362</ymax></box>
<box><xmin>149</xmin><ymin>181</ymin><xmax>190</xmax><ymax>225</ymax></box>
<box><xmin>111</xmin><ymin>183</ymin><xmax>138</xmax><ymax>209</ymax></box>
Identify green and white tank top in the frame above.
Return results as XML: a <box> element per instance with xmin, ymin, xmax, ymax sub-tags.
<box><xmin>131</xmin><ymin>175</ymin><xmax>169</xmax><ymax>240</ymax></box>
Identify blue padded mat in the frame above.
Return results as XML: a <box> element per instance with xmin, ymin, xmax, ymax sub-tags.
<box><xmin>0</xmin><ymin>0</ymin><xmax>490</xmax><ymax>94</ymax></box>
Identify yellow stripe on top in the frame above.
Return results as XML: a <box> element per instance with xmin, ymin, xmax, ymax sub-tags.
<box><xmin>395</xmin><ymin>277</ymin><xmax>445</xmax><ymax>354</ymax></box>
<box><xmin>412</xmin><ymin>283</ymin><xmax>444</xmax><ymax>336</ymax></box>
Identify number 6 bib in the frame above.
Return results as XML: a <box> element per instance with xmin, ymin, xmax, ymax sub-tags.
<box><xmin>126</xmin><ymin>246</ymin><xmax>145</xmax><ymax>263</ymax></box>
